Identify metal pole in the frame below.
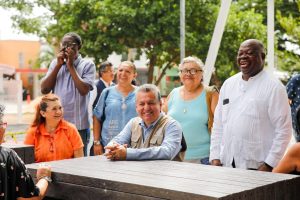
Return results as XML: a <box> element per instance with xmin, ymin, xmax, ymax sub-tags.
<box><xmin>16</xmin><ymin>72</ymin><xmax>22</xmax><ymax>124</ymax></box>
<box><xmin>267</xmin><ymin>0</ymin><xmax>275</xmax><ymax>74</ymax></box>
<box><xmin>180</xmin><ymin>0</ymin><xmax>185</xmax><ymax>63</ymax></box>
<box><xmin>204</xmin><ymin>0</ymin><xmax>232</xmax><ymax>85</ymax></box>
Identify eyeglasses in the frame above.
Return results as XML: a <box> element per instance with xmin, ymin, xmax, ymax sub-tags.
<box><xmin>61</xmin><ymin>42</ymin><xmax>77</xmax><ymax>49</ymax></box>
<box><xmin>180</xmin><ymin>69</ymin><xmax>203</xmax><ymax>75</ymax></box>
<box><xmin>0</xmin><ymin>122</ymin><xmax>7</xmax><ymax>129</ymax></box>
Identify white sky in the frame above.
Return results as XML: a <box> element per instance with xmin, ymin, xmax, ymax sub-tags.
<box><xmin>0</xmin><ymin>7</ymin><xmax>40</xmax><ymax>41</ymax></box>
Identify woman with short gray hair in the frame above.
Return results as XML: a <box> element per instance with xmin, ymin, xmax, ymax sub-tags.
<box><xmin>164</xmin><ymin>56</ymin><xmax>219</xmax><ymax>164</ymax></box>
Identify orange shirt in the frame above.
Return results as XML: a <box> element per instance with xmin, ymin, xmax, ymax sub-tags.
<box><xmin>24</xmin><ymin>120</ymin><xmax>84</xmax><ymax>163</ymax></box>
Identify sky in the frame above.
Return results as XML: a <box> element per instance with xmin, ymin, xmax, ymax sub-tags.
<box><xmin>0</xmin><ymin>7</ymin><xmax>39</xmax><ymax>41</ymax></box>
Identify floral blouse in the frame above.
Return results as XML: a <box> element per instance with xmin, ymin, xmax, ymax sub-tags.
<box><xmin>0</xmin><ymin>146</ymin><xmax>39</xmax><ymax>200</ymax></box>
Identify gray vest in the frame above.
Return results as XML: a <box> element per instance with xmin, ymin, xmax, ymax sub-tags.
<box><xmin>130</xmin><ymin>115</ymin><xmax>185</xmax><ymax>161</ymax></box>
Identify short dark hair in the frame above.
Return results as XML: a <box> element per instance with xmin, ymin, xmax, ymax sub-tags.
<box><xmin>63</xmin><ymin>32</ymin><xmax>82</xmax><ymax>47</ymax></box>
<box><xmin>136</xmin><ymin>84</ymin><xmax>161</xmax><ymax>102</ymax></box>
<box><xmin>99</xmin><ymin>61</ymin><xmax>113</xmax><ymax>77</ymax></box>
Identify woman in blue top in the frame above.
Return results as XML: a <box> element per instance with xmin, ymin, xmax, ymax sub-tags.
<box><xmin>93</xmin><ymin>61</ymin><xmax>138</xmax><ymax>155</ymax></box>
<box><xmin>164</xmin><ymin>56</ymin><xmax>218</xmax><ymax>164</ymax></box>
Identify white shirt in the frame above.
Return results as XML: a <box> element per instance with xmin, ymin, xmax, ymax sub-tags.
<box><xmin>100</xmin><ymin>78</ymin><xmax>112</xmax><ymax>88</ymax></box>
<box><xmin>210</xmin><ymin>70</ymin><xmax>292</xmax><ymax>169</ymax></box>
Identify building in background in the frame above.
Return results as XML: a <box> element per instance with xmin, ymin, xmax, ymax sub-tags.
<box><xmin>0</xmin><ymin>40</ymin><xmax>42</xmax><ymax>97</ymax></box>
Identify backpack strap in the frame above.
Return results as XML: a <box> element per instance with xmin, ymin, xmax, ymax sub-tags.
<box><xmin>204</xmin><ymin>85</ymin><xmax>219</xmax><ymax>133</ymax></box>
<box><xmin>100</xmin><ymin>88</ymin><xmax>110</xmax><ymax>122</ymax></box>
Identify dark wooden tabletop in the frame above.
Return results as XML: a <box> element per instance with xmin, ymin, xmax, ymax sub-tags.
<box><xmin>26</xmin><ymin>156</ymin><xmax>300</xmax><ymax>200</ymax></box>
<box><xmin>2</xmin><ymin>142</ymin><xmax>34</xmax><ymax>164</ymax></box>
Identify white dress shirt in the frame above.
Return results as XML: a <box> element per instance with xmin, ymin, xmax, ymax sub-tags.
<box><xmin>210</xmin><ymin>70</ymin><xmax>292</xmax><ymax>169</ymax></box>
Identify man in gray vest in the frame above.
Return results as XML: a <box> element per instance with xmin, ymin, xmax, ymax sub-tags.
<box><xmin>104</xmin><ymin>84</ymin><xmax>185</xmax><ymax>161</ymax></box>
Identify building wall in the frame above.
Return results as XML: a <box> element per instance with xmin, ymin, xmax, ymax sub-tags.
<box><xmin>0</xmin><ymin>40</ymin><xmax>41</xmax><ymax>91</ymax></box>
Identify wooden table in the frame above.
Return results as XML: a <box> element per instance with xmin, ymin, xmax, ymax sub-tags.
<box><xmin>26</xmin><ymin>156</ymin><xmax>300</xmax><ymax>200</ymax></box>
<box><xmin>2</xmin><ymin>142</ymin><xmax>34</xmax><ymax>164</ymax></box>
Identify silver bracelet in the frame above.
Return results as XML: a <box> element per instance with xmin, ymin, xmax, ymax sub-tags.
<box><xmin>38</xmin><ymin>176</ymin><xmax>52</xmax><ymax>183</ymax></box>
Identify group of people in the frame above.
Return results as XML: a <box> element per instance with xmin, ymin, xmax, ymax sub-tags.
<box><xmin>0</xmin><ymin>32</ymin><xmax>299</xmax><ymax>199</ymax></box>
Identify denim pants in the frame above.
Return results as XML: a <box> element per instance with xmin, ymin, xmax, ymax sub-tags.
<box><xmin>200</xmin><ymin>157</ymin><xmax>210</xmax><ymax>165</ymax></box>
<box><xmin>78</xmin><ymin>128</ymin><xmax>90</xmax><ymax>157</ymax></box>
<box><xmin>184</xmin><ymin>157</ymin><xmax>210</xmax><ymax>165</ymax></box>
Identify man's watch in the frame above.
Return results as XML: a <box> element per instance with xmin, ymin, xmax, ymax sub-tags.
<box><xmin>93</xmin><ymin>140</ymin><xmax>101</xmax><ymax>145</ymax></box>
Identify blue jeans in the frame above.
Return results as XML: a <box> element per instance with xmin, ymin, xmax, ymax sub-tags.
<box><xmin>78</xmin><ymin>128</ymin><xmax>90</xmax><ymax>157</ymax></box>
<box><xmin>184</xmin><ymin>157</ymin><xmax>210</xmax><ymax>165</ymax></box>
<box><xmin>200</xmin><ymin>157</ymin><xmax>210</xmax><ymax>165</ymax></box>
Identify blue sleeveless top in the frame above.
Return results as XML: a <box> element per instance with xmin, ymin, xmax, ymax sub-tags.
<box><xmin>168</xmin><ymin>87</ymin><xmax>210</xmax><ymax>160</ymax></box>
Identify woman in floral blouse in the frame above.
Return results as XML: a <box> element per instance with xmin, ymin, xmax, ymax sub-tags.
<box><xmin>0</xmin><ymin>104</ymin><xmax>51</xmax><ymax>200</ymax></box>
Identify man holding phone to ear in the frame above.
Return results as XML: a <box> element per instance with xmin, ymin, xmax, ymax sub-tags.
<box><xmin>41</xmin><ymin>32</ymin><xmax>96</xmax><ymax>156</ymax></box>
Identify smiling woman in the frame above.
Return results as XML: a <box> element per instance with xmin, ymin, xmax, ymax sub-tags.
<box><xmin>24</xmin><ymin>94</ymin><xmax>84</xmax><ymax>162</ymax></box>
<box><xmin>92</xmin><ymin>61</ymin><xmax>138</xmax><ymax>156</ymax></box>
<box><xmin>164</xmin><ymin>56</ymin><xmax>219</xmax><ymax>164</ymax></box>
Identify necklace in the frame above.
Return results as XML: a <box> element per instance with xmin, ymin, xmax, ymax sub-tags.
<box><xmin>182</xmin><ymin>85</ymin><xmax>202</xmax><ymax>114</ymax></box>
<box><xmin>121</xmin><ymin>97</ymin><xmax>127</xmax><ymax>110</ymax></box>
<box><xmin>183</xmin><ymin>88</ymin><xmax>188</xmax><ymax>114</ymax></box>
<box><xmin>45</xmin><ymin>124</ymin><xmax>56</xmax><ymax>133</ymax></box>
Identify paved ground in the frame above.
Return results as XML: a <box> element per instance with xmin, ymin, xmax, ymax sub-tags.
<box><xmin>3</xmin><ymin>100</ymin><xmax>36</xmax><ymax>142</ymax></box>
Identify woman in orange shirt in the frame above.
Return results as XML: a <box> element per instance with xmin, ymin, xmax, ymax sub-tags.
<box><xmin>24</xmin><ymin>94</ymin><xmax>84</xmax><ymax>162</ymax></box>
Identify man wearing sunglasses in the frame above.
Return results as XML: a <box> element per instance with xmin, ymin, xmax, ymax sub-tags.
<box><xmin>41</xmin><ymin>32</ymin><xmax>96</xmax><ymax>156</ymax></box>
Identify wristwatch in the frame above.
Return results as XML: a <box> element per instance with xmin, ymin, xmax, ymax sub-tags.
<box><xmin>93</xmin><ymin>140</ymin><xmax>101</xmax><ymax>145</ymax></box>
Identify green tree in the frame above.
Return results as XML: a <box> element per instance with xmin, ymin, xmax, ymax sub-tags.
<box><xmin>232</xmin><ymin>0</ymin><xmax>300</xmax><ymax>75</ymax></box>
<box><xmin>276</xmin><ymin>1</ymin><xmax>300</xmax><ymax>73</ymax></box>
<box><xmin>1</xmin><ymin>0</ymin><xmax>286</xmax><ymax>85</ymax></box>
<box><xmin>0</xmin><ymin>0</ymin><xmax>219</xmax><ymax>84</ymax></box>
<box><xmin>215</xmin><ymin>3</ymin><xmax>267</xmax><ymax>83</ymax></box>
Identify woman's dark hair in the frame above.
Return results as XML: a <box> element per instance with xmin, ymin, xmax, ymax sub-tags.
<box><xmin>32</xmin><ymin>94</ymin><xmax>60</xmax><ymax>127</ymax></box>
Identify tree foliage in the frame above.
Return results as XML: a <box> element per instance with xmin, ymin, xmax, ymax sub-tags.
<box><xmin>231</xmin><ymin>0</ymin><xmax>300</xmax><ymax>75</ymax></box>
<box><xmin>0</xmin><ymin>0</ymin><xmax>298</xmax><ymax>85</ymax></box>
<box><xmin>276</xmin><ymin>1</ymin><xmax>300</xmax><ymax>73</ymax></box>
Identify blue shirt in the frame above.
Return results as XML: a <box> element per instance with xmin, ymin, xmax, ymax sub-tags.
<box><xmin>286</xmin><ymin>74</ymin><xmax>300</xmax><ymax>135</ymax></box>
<box><xmin>93</xmin><ymin>86</ymin><xmax>137</xmax><ymax>146</ymax></box>
<box><xmin>45</xmin><ymin>54</ymin><xmax>96</xmax><ymax>130</ymax></box>
<box><xmin>168</xmin><ymin>87</ymin><xmax>210</xmax><ymax>160</ymax></box>
<box><xmin>111</xmin><ymin>113</ymin><xmax>182</xmax><ymax>160</ymax></box>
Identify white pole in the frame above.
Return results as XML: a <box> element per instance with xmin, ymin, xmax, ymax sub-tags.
<box><xmin>0</xmin><ymin>70</ymin><xmax>3</xmax><ymax>93</ymax></box>
<box><xmin>267</xmin><ymin>0</ymin><xmax>275</xmax><ymax>74</ymax></box>
<box><xmin>33</xmin><ymin>73</ymin><xmax>39</xmax><ymax>99</ymax></box>
<box><xmin>16</xmin><ymin>72</ymin><xmax>22</xmax><ymax>124</ymax></box>
<box><xmin>180</xmin><ymin>0</ymin><xmax>185</xmax><ymax>62</ymax></box>
<box><xmin>204</xmin><ymin>0</ymin><xmax>232</xmax><ymax>85</ymax></box>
